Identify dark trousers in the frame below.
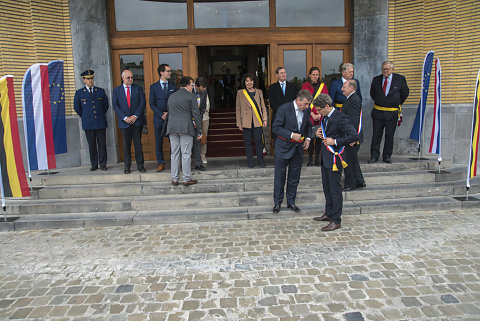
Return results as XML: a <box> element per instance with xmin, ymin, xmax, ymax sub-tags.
<box><xmin>344</xmin><ymin>143</ymin><xmax>365</xmax><ymax>188</ymax></box>
<box><xmin>84</xmin><ymin>128</ymin><xmax>107</xmax><ymax>168</ymax></box>
<box><xmin>307</xmin><ymin>137</ymin><xmax>321</xmax><ymax>164</ymax></box>
<box><xmin>321</xmin><ymin>164</ymin><xmax>343</xmax><ymax>224</ymax></box>
<box><xmin>154</xmin><ymin>117</ymin><xmax>165</xmax><ymax>165</ymax></box>
<box><xmin>192</xmin><ymin>136</ymin><xmax>202</xmax><ymax>167</ymax></box>
<box><xmin>121</xmin><ymin>125</ymin><xmax>144</xmax><ymax>169</ymax></box>
<box><xmin>371</xmin><ymin>114</ymin><xmax>398</xmax><ymax>160</ymax></box>
<box><xmin>273</xmin><ymin>150</ymin><xmax>302</xmax><ymax>205</ymax></box>
<box><xmin>242</xmin><ymin>127</ymin><xmax>264</xmax><ymax>167</ymax></box>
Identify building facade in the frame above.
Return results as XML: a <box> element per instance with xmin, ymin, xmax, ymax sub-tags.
<box><xmin>0</xmin><ymin>0</ymin><xmax>478</xmax><ymax>168</ymax></box>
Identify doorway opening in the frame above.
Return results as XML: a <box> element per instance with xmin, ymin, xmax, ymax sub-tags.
<box><xmin>197</xmin><ymin>45</ymin><xmax>269</xmax><ymax>157</ymax></box>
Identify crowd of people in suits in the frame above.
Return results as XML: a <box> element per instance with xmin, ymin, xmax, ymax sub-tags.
<box><xmin>74</xmin><ymin>60</ymin><xmax>409</xmax><ymax>231</ymax></box>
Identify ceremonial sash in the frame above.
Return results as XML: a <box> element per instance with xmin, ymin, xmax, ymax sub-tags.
<box><xmin>242</xmin><ymin>89</ymin><xmax>262</xmax><ymax>124</ymax></box>
<box><xmin>277</xmin><ymin>135</ymin><xmax>304</xmax><ymax>143</ymax></box>
<box><xmin>309</xmin><ymin>83</ymin><xmax>325</xmax><ymax>108</ymax></box>
<box><xmin>321</xmin><ymin>118</ymin><xmax>347</xmax><ymax>171</ymax></box>
<box><xmin>334</xmin><ymin>103</ymin><xmax>343</xmax><ymax>108</ymax></box>
<box><xmin>374</xmin><ymin>104</ymin><xmax>402</xmax><ymax>118</ymax></box>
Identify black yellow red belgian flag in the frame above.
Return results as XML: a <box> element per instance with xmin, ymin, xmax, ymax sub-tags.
<box><xmin>0</xmin><ymin>76</ymin><xmax>30</xmax><ymax>197</ymax></box>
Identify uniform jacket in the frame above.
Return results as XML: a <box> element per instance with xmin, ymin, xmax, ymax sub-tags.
<box><xmin>273</xmin><ymin>101</ymin><xmax>312</xmax><ymax>160</ymax></box>
<box><xmin>73</xmin><ymin>86</ymin><xmax>109</xmax><ymax>130</ymax></box>
<box><xmin>236</xmin><ymin>88</ymin><xmax>267</xmax><ymax>128</ymax></box>
<box><xmin>112</xmin><ymin>83</ymin><xmax>146</xmax><ymax>128</ymax></box>
<box><xmin>166</xmin><ymin>88</ymin><xmax>202</xmax><ymax>137</ymax></box>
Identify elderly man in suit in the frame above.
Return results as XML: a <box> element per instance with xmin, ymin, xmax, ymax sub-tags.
<box><xmin>369</xmin><ymin>60</ymin><xmax>409</xmax><ymax>164</ymax></box>
<box><xmin>272</xmin><ymin>89</ymin><xmax>313</xmax><ymax>213</ymax></box>
<box><xmin>166</xmin><ymin>76</ymin><xmax>203</xmax><ymax>186</ymax></box>
<box><xmin>112</xmin><ymin>69</ymin><xmax>147</xmax><ymax>174</ymax></box>
<box><xmin>149</xmin><ymin>64</ymin><xmax>177</xmax><ymax>172</ymax></box>
<box><xmin>329</xmin><ymin>63</ymin><xmax>362</xmax><ymax>111</ymax></box>
<box><xmin>341</xmin><ymin>79</ymin><xmax>366</xmax><ymax>191</ymax></box>
<box><xmin>312</xmin><ymin>94</ymin><xmax>359</xmax><ymax>231</ymax></box>
<box><xmin>268</xmin><ymin>67</ymin><xmax>298</xmax><ymax>144</ymax></box>
<box><xmin>73</xmin><ymin>69</ymin><xmax>109</xmax><ymax>172</ymax></box>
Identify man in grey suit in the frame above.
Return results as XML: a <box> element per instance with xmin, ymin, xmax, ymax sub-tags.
<box><xmin>166</xmin><ymin>76</ymin><xmax>203</xmax><ymax>186</ymax></box>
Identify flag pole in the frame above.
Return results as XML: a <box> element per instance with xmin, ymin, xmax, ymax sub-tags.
<box><xmin>0</xmin><ymin>160</ymin><xmax>6</xmax><ymax>222</ymax></box>
<box><xmin>21</xmin><ymin>67</ymin><xmax>33</xmax><ymax>187</ymax></box>
<box><xmin>466</xmin><ymin>69</ymin><xmax>480</xmax><ymax>199</ymax></box>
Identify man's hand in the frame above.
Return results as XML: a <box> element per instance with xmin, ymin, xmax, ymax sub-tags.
<box><xmin>303</xmin><ymin>139</ymin><xmax>310</xmax><ymax>150</ymax></box>
<box><xmin>291</xmin><ymin>133</ymin><xmax>302</xmax><ymax>142</ymax></box>
<box><xmin>238</xmin><ymin>125</ymin><xmax>243</xmax><ymax>132</ymax></box>
<box><xmin>315</xmin><ymin>127</ymin><xmax>323</xmax><ymax>139</ymax></box>
<box><xmin>197</xmin><ymin>134</ymin><xmax>203</xmax><ymax>141</ymax></box>
<box><xmin>323</xmin><ymin>137</ymin><xmax>335</xmax><ymax>146</ymax></box>
<box><xmin>161</xmin><ymin>112</ymin><xmax>168</xmax><ymax>120</ymax></box>
<box><xmin>349</xmin><ymin>142</ymin><xmax>356</xmax><ymax>146</ymax></box>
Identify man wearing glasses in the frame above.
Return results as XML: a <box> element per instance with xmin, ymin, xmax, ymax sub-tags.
<box><xmin>149</xmin><ymin>64</ymin><xmax>177</xmax><ymax>172</ymax></box>
<box><xmin>166</xmin><ymin>76</ymin><xmax>203</xmax><ymax>186</ymax></box>
<box><xmin>112</xmin><ymin>69</ymin><xmax>147</xmax><ymax>174</ymax></box>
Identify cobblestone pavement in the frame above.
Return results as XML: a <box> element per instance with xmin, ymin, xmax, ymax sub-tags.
<box><xmin>0</xmin><ymin>209</ymin><xmax>479</xmax><ymax>321</ymax></box>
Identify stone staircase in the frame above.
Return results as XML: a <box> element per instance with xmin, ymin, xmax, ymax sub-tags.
<box><xmin>1</xmin><ymin>156</ymin><xmax>479</xmax><ymax>231</ymax></box>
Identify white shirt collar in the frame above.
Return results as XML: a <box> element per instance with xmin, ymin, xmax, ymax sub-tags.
<box><xmin>346</xmin><ymin>91</ymin><xmax>356</xmax><ymax>99</ymax></box>
<box><xmin>326</xmin><ymin>108</ymin><xmax>335</xmax><ymax>118</ymax></box>
<box><xmin>341</xmin><ymin>77</ymin><xmax>347</xmax><ymax>83</ymax></box>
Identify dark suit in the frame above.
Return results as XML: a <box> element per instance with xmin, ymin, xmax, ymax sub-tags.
<box><xmin>370</xmin><ymin>73</ymin><xmax>409</xmax><ymax>160</ymax></box>
<box><xmin>222</xmin><ymin>73</ymin><xmax>236</xmax><ymax>108</ymax></box>
<box><xmin>73</xmin><ymin>86</ymin><xmax>109</xmax><ymax>169</ymax></box>
<box><xmin>341</xmin><ymin>92</ymin><xmax>365</xmax><ymax>189</ymax></box>
<box><xmin>112</xmin><ymin>84</ymin><xmax>146</xmax><ymax>170</ymax></box>
<box><xmin>272</xmin><ymin>101</ymin><xmax>312</xmax><ymax>206</ymax></box>
<box><xmin>329</xmin><ymin>78</ymin><xmax>362</xmax><ymax>109</ymax></box>
<box><xmin>149</xmin><ymin>80</ymin><xmax>177</xmax><ymax>165</ymax></box>
<box><xmin>315</xmin><ymin>109</ymin><xmax>358</xmax><ymax>224</ymax></box>
<box><xmin>192</xmin><ymin>89</ymin><xmax>208</xmax><ymax>167</ymax></box>
<box><xmin>268</xmin><ymin>81</ymin><xmax>298</xmax><ymax>123</ymax></box>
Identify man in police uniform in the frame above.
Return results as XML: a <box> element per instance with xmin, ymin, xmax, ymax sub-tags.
<box><xmin>73</xmin><ymin>70</ymin><xmax>109</xmax><ymax>171</ymax></box>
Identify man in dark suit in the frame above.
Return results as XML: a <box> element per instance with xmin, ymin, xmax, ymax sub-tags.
<box><xmin>329</xmin><ymin>63</ymin><xmax>362</xmax><ymax>111</ymax></box>
<box><xmin>341</xmin><ymin>80</ymin><xmax>366</xmax><ymax>191</ymax></box>
<box><xmin>369</xmin><ymin>60</ymin><xmax>409</xmax><ymax>164</ymax></box>
<box><xmin>112</xmin><ymin>69</ymin><xmax>146</xmax><ymax>174</ymax></box>
<box><xmin>166</xmin><ymin>76</ymin><xmax>203</xmax><ymax>186</ymax></box>
<box><xmin>192</xmin><ymin>77</ymin><xmax>209</xmax><ymax>171</ymax></box>
<box><xmin>222</xmin><ymin>68</ymin><xmax>236</xmax><ymax>108</ymax></box>
<box><xmin>268</xmin><ymin>67</ymin><xmax>298</xmax><ymax>144</ymax></box>
<box><xmin>272</xmin><ymin>89</ymin><xmax>313</xmax><ymax>213</ymax></box>
<box><xmin>312</xmin><ymin>94</ymin><xmax>359</xmax><ymax>231</ymax></box>
<box><xmin>73</xmin><ymin>69</ymin><xmax>109</xmax><ymax>171</ymax></box>
<box><xmin>149</xmin><ymin>64</ymin><xmax>177</xmax><ymax>172</ymax></box>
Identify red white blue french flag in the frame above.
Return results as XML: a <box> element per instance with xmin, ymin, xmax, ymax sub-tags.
<box><xmin>22</xmin><ymin>60</ymin><xmax>67</xmax><ymax>171</ymax></box>
<box><xmin>429</xmin><ymin>58</ymin><xmax>441</xmax><ymax>156</ymax></box>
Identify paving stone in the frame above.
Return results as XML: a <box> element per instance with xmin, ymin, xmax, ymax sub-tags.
<box><xmin>343</xmin><ymin>312</ymin><xmax>365</xmax><ymax>321</ymax></box>
<box><xmin>441</xmin><ymin>293</ymin><xmax>459</xmax><ymax>303</ymax></box>
<box><xmin>259</xmin><ymin>296</ymin><xmax>277</xmax><ymax>306</ymax></box>
<box><xmin>401</xmin><ymin>296</ymin><xmax>423</xmax><ymax>307</ymax></box>
<box><xmin>281</xmin><ymin>285</ymin><xmax>298</xmax><ymax>294</ymax></box>
<box><xmin>115</xmin><ymin>284</ymin><xmax>134</xmax><ymax>293</ymax></box>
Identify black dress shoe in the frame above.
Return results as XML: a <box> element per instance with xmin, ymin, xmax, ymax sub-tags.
<box><xmin>357</xmin><ymin>183</ymin><xmax>366</xmax><ymax>188</ymax></box>
<box><xmin>90</xmin><ymin>166</ymin><xmax>98</xmax><ymax>172</ymax></box>
<box><xmin>259</xmin><ymin>163</ymin><xmax>266</xmax><ymax>168</ymax></box>
<box><xmin>195</xmin><ymin>165</ymin><xmax>206</xmax><ymax>171</ymax></box>
<box><xmin>368</xmin><ymin>158</ymin><xmax>378</xmax><ymax>164</ymax></box>
<box><xmin>138</xmin><ymin>167</ymin><xmax>146</xmax><ymax>172</ymax></box>
<box><xmin>124</xmin><ymin>168</ymin><xmax>131</xmax><ymax>174</ymax></box>
<box><xmin>307</xmin><ymin>163</ymin><xmax>313</xmax><ymax>167</ymax></box>
<box><xmin>383</xmin><ymin>158</ymin><xmax>392</xmax><ymax>164</ymax></box>
<box><xmin>342</xmin><ymin>187</ymin><xmax>356</xmax><ymax>192</ymax></box>
<box><xmin>273</xmin><ymin>204</ymin><xmax>281</xmax><ymax>213</ymax></box>
<box><xmin>100</xmin><ymin>166</ymin><xmax>108</xmax><ymax>171</ymax></box>
<box><xmin>287</xmin><ymin>204</ymin><xmax>300</xmax><ymax>212</ymax></box>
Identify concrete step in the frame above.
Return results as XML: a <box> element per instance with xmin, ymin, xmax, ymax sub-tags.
<box><xmin>1</xmin><ymin>195</ymin><xmax>464</xmax><ymax>231</ymax></box>
<box><xmin>33</xmin><ymin>170</ymin><xmax>435</xmax><ymax>199</ymax></box>
<box><xmin>8</xmin><ymin>179</ymin><xmax>467</xmax><ymax>216</ymax></box>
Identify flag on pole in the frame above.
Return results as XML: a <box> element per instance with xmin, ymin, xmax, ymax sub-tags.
<box><xmin>48</xmin><ymin>60</ymin><xmax>67</xmax><ymax>155</ymax></box>
<box><xmin>22</xmin><ymin>60</ymin><xmax>67</xmax><ymax>171</ymax></box>
<box><xmin>410</xmin><ymin>51</ymin><xmax>435</xmax><ymax>144</ymax></box>
<box><xmin>0</xmin><ymin>76</ymin><xmax>30</xmax><ymax>197</ymax></box>
<box><xmin>467</xmin><ymin>69</ymin><xmax>480</xmax><ymax>187</ymax></box>
<box><xmin>429</xmin><ymin>58</ymin><xmax>442</xmax><ymax>156</ymax></box>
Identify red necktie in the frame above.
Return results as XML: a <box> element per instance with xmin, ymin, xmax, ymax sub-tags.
<box><xmin>382</xmin><ymin>78</ymin><xmax>388</xmax><ymax>95</ymax></box>
<box><xmin>126</xmin><ymin>86</ymin><xmax>131</xmax><ymax>108</ymax></box>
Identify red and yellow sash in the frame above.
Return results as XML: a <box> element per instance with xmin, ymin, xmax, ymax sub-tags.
<box><xmin>242</xmin><ymin>89</ymin><xmax>262</xmax><ymax>124</ymax></box>
<box><xmin>309</xmin><ymin>83</ymin><xmax>325</xmax><ymax>108</ymax></box>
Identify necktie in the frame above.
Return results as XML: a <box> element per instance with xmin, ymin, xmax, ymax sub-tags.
<box><xmin>323</xmin><ymin>116</ymin><xmax>329</xmax><ymax>131</ymax></box>
<box><xmin>89</xmin><ymin>87</ymin><xmax>92</xmax><ymax>95</ymax></box>
<box><xmin>281</xmin><ymin>82</ymin><xmax>285</xmax><ymax>95</ymax></box>
<box><xmin>163</xmin><ymin>82</ymin><xmax>168</xmax><ymax>95</ymax></box>
<box><xmin>126</xmin><ymin>86</ymin><xmax>131</xmax><ymax>108</ymax></box>
<box><xmin>383</xmin><ymin>77</ymin><xmax>388</xmax><ymax>95</ymax></box>
<box><xmin>296</xmin><ymin>109</ymin><xmax>303</xmax><ymax>130</ymax></box>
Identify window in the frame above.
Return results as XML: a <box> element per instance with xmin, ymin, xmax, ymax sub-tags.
<box><xmin>276</xmin><ymin>0</ymin><xmax>344</xmax><ymax>27</ymax></box>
